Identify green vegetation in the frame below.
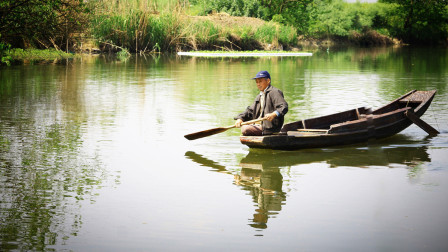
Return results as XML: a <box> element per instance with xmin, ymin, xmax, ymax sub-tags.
<box><xmin>90</xmin><ymin>1</ymin><xmax>297</xmax><ymax>52</ymax></box>
<box><xmin>381</xmin><ymin>0</ymin><xmax>448</xmax><ymax>43</ymax></box>
<box><xmin>9</xmin><ymin>48</ymin><xmax>76</xmax><ymax>61</ymax></box>
<box><xmin>0</xmin><ymin>45</ymin><xmax>76</xmax><ymax>65</ymax></box>
<box><xmin>0</xmin><ymin>0</ymin><xmax>90</xmax><ymax>50</ymax></box>
<box><xmin>0</xmin><ymin>0</ymin><xmax>447</xmax><ymax>64</ymax></box>
<box><xmin>190</xmin><ymin>0</ymin><xmax>447</xmax><ymax>44</ymax></box>
<box><xmin>0</xmin><ymin>41</ymin><xmax>12</xmax><ymax>66</ymax></box>
<box><xmin>190</xmin><ymin>0</ymin><xmax>265</xmax><ymax>17</ymax></box>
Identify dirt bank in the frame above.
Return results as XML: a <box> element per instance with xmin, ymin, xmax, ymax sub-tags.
<box><xmin>187</xmin><ymin>13</ymin><xmax>266</xmax><ymax>28</ymax></box>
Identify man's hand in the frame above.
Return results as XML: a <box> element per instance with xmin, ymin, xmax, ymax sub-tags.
<box><xmin>235</xmin><ymin>119</ymin><xmax>243</xmax><ymax>128</ymax></box>
<box><xmin>265</xmin><ymin>112</ymin><xmax>277</xmax><ymax>121</ymax></box>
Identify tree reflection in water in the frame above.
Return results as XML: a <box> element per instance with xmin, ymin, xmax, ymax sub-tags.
<box><xmin>0</xmin><ymin>104</ymin><xmax>121</xmax><ymax>250</ymax></box>
<box><xmin>0</xmin><ymin>121</ymin><xmax>111</xmax><ymax>251</ymax></box>
<box><xmin>0</xmin><ymin>61</ymin><xmax>121</xmax><ymax>251</ymax></box>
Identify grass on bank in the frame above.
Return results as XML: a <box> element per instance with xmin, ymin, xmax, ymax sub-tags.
<box><xmin>91</xmin><ymin>8</ymin><xmax>298</xmax><ymax>53</ymax></box>
<box><xmin>10</xmin><ymin>49</ymin><xmax>75</xmax><ymax>60</ymax></box>
<box><xmin>1</xmin><ymin>47</ymin><xmax>77</xmax><ymax>66</ymax></box>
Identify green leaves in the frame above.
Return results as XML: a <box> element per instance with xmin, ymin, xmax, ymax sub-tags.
<box><xmin>0</xmin><ymin>0</ymin><xmax>90</xmax><ymax>50</ymax></box>
<box><xmin>0</xmin><ymin>41</ymin><xmax>12</xmax><ymax>66</ymax></box>
<box><xmin>380</xmin><ymin>0</ymin><xmax>448</xmax><ymax>43</ymax></box>
<box><xmin>191</xmin><ymin>0</ymin><xmax>264</xmax><ymax>18</ymax></box>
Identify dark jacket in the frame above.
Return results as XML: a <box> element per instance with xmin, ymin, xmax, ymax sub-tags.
<box><xmin>234</xmin><ymin>85</ymin><xmax>288</xmax><ymax>135</ymax></box>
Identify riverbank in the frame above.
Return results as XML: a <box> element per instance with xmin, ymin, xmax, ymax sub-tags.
<box><xmin>88</xmin><ymin>13</ymin><xmax>399</xmax><ymax>54</ymax></box>
<box><xmin>0</xmin><ymin>13</ymin><xmax>401</xmax><ymax>66</ymax></box>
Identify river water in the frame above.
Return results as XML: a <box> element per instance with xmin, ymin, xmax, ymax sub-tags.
<box><xmin>1</xmin><ymin>47</ymin><xmax>448</xmax><ymax>251</ymax></box>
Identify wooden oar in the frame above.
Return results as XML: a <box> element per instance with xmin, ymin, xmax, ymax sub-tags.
<box><xmin>184</xmin><ymin>117</ymin><xmax>267</xmax><ymax>140</ymax></box>
<box><xmin>405</xmin><ymin>110</ymin><xmax>439</xmax><ymax>136</ymax></box>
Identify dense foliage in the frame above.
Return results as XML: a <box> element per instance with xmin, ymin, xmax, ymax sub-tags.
<box><xmin>380</xmin><ymin>0</ymin><xmax>448</xmax><ymax>43</ymax></box>
<box><xmin>190</xmin><ymin>0</ymin><xmax>264</xmax><ymax>17</ymax></box>
<box><xmin>191</xmin><ymin>0</ymin><xmax>447</xmax><ymax>44</ymax></box>
<box><xmin>190</xmin><ymin>0</ymin><xmax>313</xmax><ymax>34</ymax></box>
<box><xmin>0</xmin><ymin>0</ymin><xmax>90</xmax><ymax>50</ymax></box>
<box><xmin>0</xmin><ymin>0</ymin><xmax>446</xmax><ymax>61</ymax></box>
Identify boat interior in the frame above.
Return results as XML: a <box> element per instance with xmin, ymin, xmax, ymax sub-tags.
<box><xmin>281</xmin><ymin>90</ymin><xmax>434</xmax><ymax>136</ymax></box>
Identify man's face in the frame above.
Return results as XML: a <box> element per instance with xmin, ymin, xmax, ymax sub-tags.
<box><xmin>255</xmin><ymin>78</ymin><xmax>270</xmax><ymax>91</ymax></box>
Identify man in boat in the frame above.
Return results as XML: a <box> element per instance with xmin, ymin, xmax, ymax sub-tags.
<box><xmin>234</xmin><ymin>70</ymin><xmax>288</xmax><ymax>136</ymax></box>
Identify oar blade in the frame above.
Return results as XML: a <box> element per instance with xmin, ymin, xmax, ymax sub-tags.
<box><xmin>184</xmin><ymin>127</ymin><xmax>229</xmax><ymax>140</ymax></box>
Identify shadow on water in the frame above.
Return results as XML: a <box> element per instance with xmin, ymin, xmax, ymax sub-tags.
<box><xmin>185</xmin><ymin>134</ymin><xmax>432</xmax><ymax>233</ymax></box>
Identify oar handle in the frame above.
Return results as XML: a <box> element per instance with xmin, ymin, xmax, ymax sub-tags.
<box><xmin>227</xmin><ymin>117</ymin><xmax>267</xmax><ymax>129</ymax></box>
<box><xmin>241</xmin><ymin>117</ymin><xmax>267</xmax><ymax>126</ymax></box>
<box><xmin>185</xmin><ymin>117</ymin><xmax>269</xmax><ymax>140</ymax></box>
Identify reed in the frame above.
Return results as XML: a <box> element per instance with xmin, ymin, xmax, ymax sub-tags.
<box><xmin>90</xmin><ymin>0</ymin><xmax>299</xmax><ymax>52</ymax></box>
<box><xmin>92</xmin><ymin>11</ymin><xmax>178</xmax><ymax>52</ymax></box>
<box><xmin>96</xmin><ymin>0</ymin><xmax>183</xmax><ymax>14</ymax></box>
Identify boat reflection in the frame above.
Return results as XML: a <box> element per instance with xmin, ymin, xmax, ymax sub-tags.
<box><xmin>242</xmin><ymin>145</ymin><xmax>431</xmax><ymax>168</ymax></box>
<box><xmin>185</xmin><ymin>138</ymin><xmax>430</xmax><ymax>231</ymax></box>
<box><xmin>241</xmin><ymin>136</ymin><xmax>431</xmax><ymax>169</ymax></box>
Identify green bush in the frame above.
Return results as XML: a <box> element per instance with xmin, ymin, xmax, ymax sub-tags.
<box><xmin>0</xmin><ymin>42</ymin><xmax>12</xmax><ymax>66</ymax></box>
<box><xmin>192</xmin><ymin>21</ymin><xmax>221</xmax><ymax>45</ymax></box>
<box><xmin>253</xmin><ymin>22</ymin><xmax>297</xmax><ymax>46</ymax></box>
<box><xmin>190</xmin><ymin>0</ymin><xmax>265</xmax><ymax>18</ymax></box>
<box><xmin>0</xmin><ymin>0</ymin><xmax>90</xmax><ymax>50</ymax></box>
<box><xmin>308</xmin><ymin>0</ymin><xmax>354</xmax><ymax>37</ymax></box>
<box><xmin>278</xmin><ymin>25</ymin><xmax>298</xmax><ymax>45</ymax></box>
<box><xmin>254</xmin><ymin>24</ymin><xmax>277</xmax><ymax>44</ymax></box>
<box><xmin>381</xmin><ymin>0</ymin><xmax>448</xmax><ymax>43</ymax></box>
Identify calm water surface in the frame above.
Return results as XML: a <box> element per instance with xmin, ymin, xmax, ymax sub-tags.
<box><xmin>1</xmin><ymin>47</ymin><xmax>448</xmax><ymax>251</ymax></box>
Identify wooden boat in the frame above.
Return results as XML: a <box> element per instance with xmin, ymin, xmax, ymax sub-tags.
<box><xmin>240</xmin><ymin>90</ymin><xmax>439</xmax><ymax>150</ymax></box>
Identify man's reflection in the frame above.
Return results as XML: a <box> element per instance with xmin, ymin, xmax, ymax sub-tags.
<box><xmin>235</xmin><ymin>165</ymin><xmax>285</xmax><ymax>229</ymax></box>
<box><xmin>185</xmin><ymin>151</ymin><xmax>287</xmax><ymax>230</ymax></box>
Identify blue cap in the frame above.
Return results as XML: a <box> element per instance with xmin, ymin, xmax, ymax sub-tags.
<box><xmin>252</xmin><ymin>70</ymin><xmax>271</xmax><ymax>80</ymax></box>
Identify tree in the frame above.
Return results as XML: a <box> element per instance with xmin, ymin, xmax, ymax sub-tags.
<box><xmin>380</xmin><ymin>0</ymin><xmax>448</xmax><ymax>43</ymax></box>
<box><xmin>259</xmin><ymin>0</ymin><xmax>314</xmax><ymax>34</ymax></box>
<box><xmin>307</xmin><ymin>0</ymin><xmax>355</xmax><ymax>37</ymax></box>
<box><xmin>0</xmin><ymin>0</ymin><xmax>90</xmax><ymax>50</ymax></box>
<box><xmin>190</xmin><ymin>0</ymin><xmax>264</xmax><ymax>17</ymax></box>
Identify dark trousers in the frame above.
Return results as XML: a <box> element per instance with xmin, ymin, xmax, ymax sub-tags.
<box><xmin>241</xmin><ymin>124</ymin><xmax>262</xmax><ymax>136</ymax></box>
